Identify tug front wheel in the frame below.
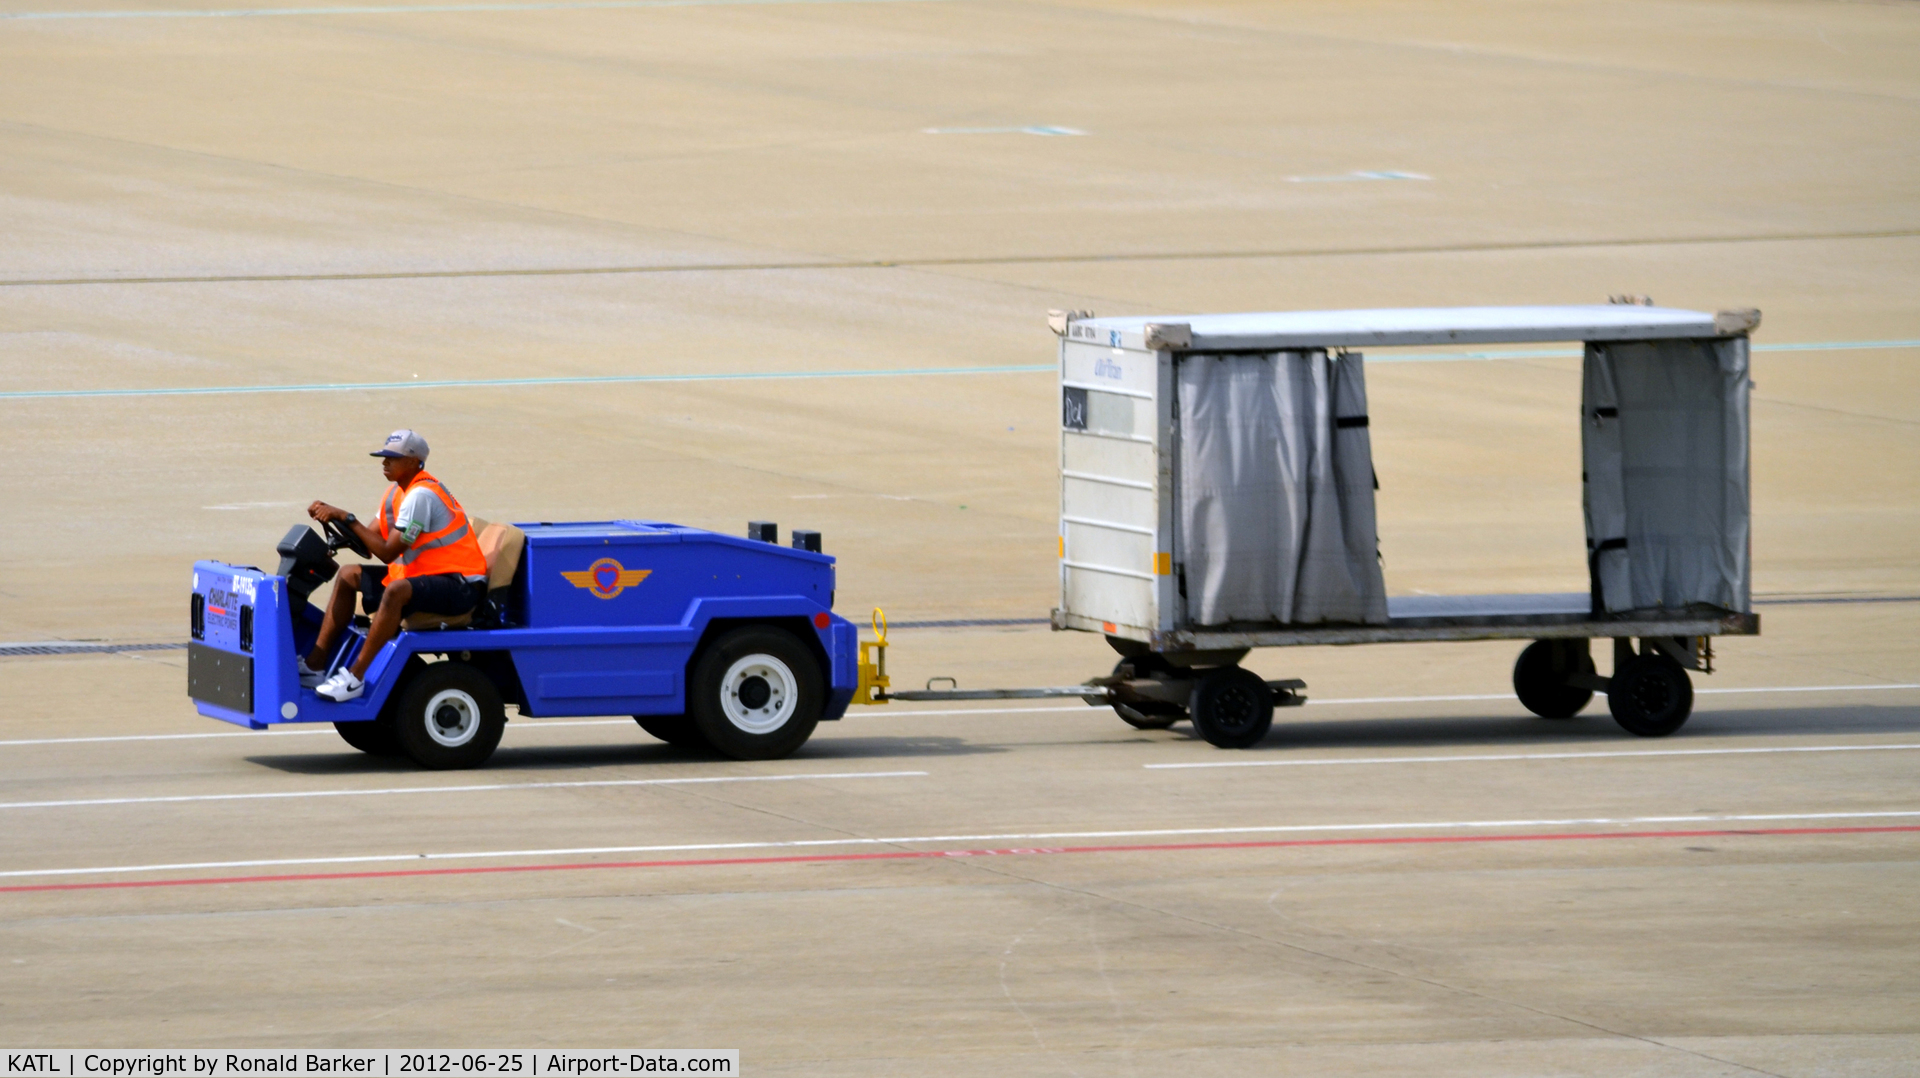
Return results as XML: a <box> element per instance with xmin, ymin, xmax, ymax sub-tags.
<box><xmin>334</xmin><ymin>718</ymin><xmax>400</xmax><ymax>756</ymax></box>
<box><xmin>1189</xmin><ymin>666</ymin><xmax>1274</xmax><ymax>749</ymax></box>
<box><xmin>392</xmin><ymin>661</ymin><xmax>506</xmax><ymax>769</ymax></box>
<box><xmin>689</xmin><ymin>627</ymin><xmax>824</xmax><ymax>760</ymax></box>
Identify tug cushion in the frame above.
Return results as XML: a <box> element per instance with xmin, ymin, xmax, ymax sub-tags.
<box><xmin>399</xmin><ymin>517</ymin><xmax>526</xmax><ymax>631</ymax></box>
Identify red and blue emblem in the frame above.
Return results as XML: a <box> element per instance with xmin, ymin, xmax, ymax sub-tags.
<box><xmin>561</xmin><ymin>558</ymin><xmax>651</xmax><ymax>600</ymax></box>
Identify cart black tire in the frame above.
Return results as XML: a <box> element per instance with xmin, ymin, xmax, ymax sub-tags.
<box><xmin>689</xmin><ymin>626</ymin><xmax>823</xmax><ymax>761</ymax></box>
<box><xmin>1608</xmin><ymin>654</ymin><xmax>1694</xmax><ymax>737</ymax></box>
<box><xmin>1513</xmin><ymin>639</ymin><xmax>1595</xmax><ymax>719</ymax></box>
<box><xmin>635</xmin><ymin>713</ymin><xmax>710</xmax><ymax>749</ymax></box>
<box><xmin>1115</xmin><ymin>702</ymin><xmax>1181</xmax><ymax>730</ymax></box>
<box><xmin>391</xmin><ymin>661</ymin><xmax>507</xmax><ymax>769</ymax></box>
<box><xmin>334</xmin><ymin>718</ymin><xmax>400</xmax><ymax>756</ymax></box>
<box><xmin>1109</xmin><ymin>658</ymin><xmax>1183</xmax><ymax>729</ymax></box>
<box><xmin>1189</xmin><ymin>666</ymin><xmax>1274</xmax><ymax>749</ymax></box>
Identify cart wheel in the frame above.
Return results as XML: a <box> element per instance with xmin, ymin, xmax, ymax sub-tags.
<box><xmin>1109</xmin><ymin>657</ymin><xmax>1183</xmax><ymax>730</ymax></box>
<box><xmin>334</xmin><ymin>718</ymin><xmax>400</xmax><ymax>756</ymax></box>
<box><xmin>635</xmin><ymin>713</ymin><xmax>711</xmax><ymax>749</ymax></box>
<box><xmin>1189</xmin><ymin>666</ymin><xmax>1274</xmax><ymax>749</ymax></box>
<box><xmin>392</xmin><ymin>661</ymin><xmax>507</xmax><ymax>769</ymax></box>
<box><xmin>1608</xmin><ymin>653</ymin><xmax>1694</xmax><ymax>737</ymax></box>
<box><xmin>1115</xmin><ymin>702</ymin><xmax>1180</xmax><ymax>730</ymax></box>
<box><xmin>689</xmin><ymin>626</ymin><xmax>824</xmax><ymax>760</ymax></box>
<box><xmin>1512</xmin><ymin>639</ymin><xmax>1595</xmax><ymax>719</ymax></box>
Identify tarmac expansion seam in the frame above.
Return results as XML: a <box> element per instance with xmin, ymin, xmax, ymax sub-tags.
<box><xmin>4</xmin><ymin>809</ymin><xmax>1916</xmax><ymax>881</ymax></box>
<box><xmin>2</xmin><ymin>822</ymin><xmax>1915</xmax><ymax>894</ymax></box>
<box><xmin>0</xmin><ymin>769</ymin><xmax>926</xmax><ymax>810</ymax></box>
<box><xmin>0</xmin><ymin>341</ymin><xmax>1912</xmax><ymax>402</ymax></box>
<box><xmin>2</xmin><ymin>229</ymin><xmax>1914</xmax><ymax>288</ymax></box>
<box><xmin>0</xmin><ymin>0</ymin><xmax>953</xmax><ymax>20</ymax></box>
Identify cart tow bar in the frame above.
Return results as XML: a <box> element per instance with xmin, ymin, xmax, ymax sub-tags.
<box><xmin>846</xmin><ymin>609</ymin><xmax>1305</xmax><ymax>709</ymax></box>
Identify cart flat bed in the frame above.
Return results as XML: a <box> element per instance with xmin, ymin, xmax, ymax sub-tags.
<box><xmin>1054</xmin><ymin>593</ymin><xmax>1758</xmax><ymax>650</ymax></box>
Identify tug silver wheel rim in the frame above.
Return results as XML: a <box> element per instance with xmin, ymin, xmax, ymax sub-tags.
<box><xmin>720</xmin><ymin>653</ymin><xmax>797</xmax><ymax>734</ymax></box>
<box><xmin>424</xmin><ymin>688</ymin><xmax>481</xmax><ymax>747</ymax></box>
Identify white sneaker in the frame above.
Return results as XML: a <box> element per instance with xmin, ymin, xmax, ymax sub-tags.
<box><xmin>297</xmin><ymin>658</ymin><xmax>327</xmax><ymax>689</ymax></box>
<box><xmin>316</xmin><ymin>670</ymin><xmax>365</xmax><ymax>702</ymax></box>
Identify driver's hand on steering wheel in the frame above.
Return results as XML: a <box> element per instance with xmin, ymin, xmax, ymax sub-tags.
<box><xmin>308</xmin><ymin>501</ymin><xmax>348</xmax><ymax>524</ymax></box>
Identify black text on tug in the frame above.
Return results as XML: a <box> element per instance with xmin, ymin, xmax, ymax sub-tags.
<box><xmin>844</xmin><ymin>609</ymin><xmax>1306</xmax><ymax>749</ymax></box>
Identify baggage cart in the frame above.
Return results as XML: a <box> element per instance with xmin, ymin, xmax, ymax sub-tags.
<box><xmin>863</xmin><ymin>303</ymin><xmax>1760</xmax><ymax>749</ymax></box>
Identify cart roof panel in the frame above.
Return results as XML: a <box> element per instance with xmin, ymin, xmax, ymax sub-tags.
<box><xmin>1075</xmin><ymin>305</ymin><xmax>1727</xmax><ymax>350</ymax></box>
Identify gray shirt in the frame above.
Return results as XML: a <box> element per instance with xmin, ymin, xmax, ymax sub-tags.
<box><xmin>392</xmin><ymin>485</ymin><xmax>485</xmax><ymax>582</ymax></box>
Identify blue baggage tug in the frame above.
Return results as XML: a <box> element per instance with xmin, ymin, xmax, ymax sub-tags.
<box><xmin>188</xmin><ymin>518</ymin><xmax>859</xmax><ymax>769</ymax></box>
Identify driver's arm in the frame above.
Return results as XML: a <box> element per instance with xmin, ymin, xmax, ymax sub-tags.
<box><xmin>308</xmin><ymin>501</ymin><xmax>411</xmax><ymax>563</ymax></box>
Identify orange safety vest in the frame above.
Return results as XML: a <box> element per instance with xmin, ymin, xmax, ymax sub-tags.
<box><xmin>373</xmin><ymin>470</ymin><xmax>488</xmax><ymax>584</ymax></box>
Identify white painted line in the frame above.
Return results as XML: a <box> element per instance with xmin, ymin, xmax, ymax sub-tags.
<box><xmin>0</xmin><ymin>770</ymin><xmax>925</xmax><ymax>811</ymax></box>
<box><xmin>5</xmin><ymin>808</ymin><xmax>1915</xmax><ymax>880</ymax></box>
<box><xmin>0</xmin><ymin>708</ymin><xmax>1084</xmax><ymax>747</ymax></box>
<box><xmin>922</xmin><ymin>125</ymin><xmax>1086</xmax><ymax>136</ymax></box>
<box><xmin>1146</xmin><ymin>743</ymin><xmax>1920</xmax><ymax>770</ymax></box>
<box><xmin>3</xmin><ymin>682</ymin><xmax>1912</xmax><ymax>749</ymax></box>
<box><xmin>1697</xmin><ymin>683</ymin><xmax>1920</xmax><ymax>695</ymax></box>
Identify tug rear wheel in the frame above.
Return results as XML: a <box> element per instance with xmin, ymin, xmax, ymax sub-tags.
<box><xmin>1513</xmin><ymin>639</ymin><xmax>1595</xmax><ymax>719</ymax></box>
<box><xmin>1189</xmin><ymin>666</ymin><xmax>1274</xmax><ymax>749</ymax></box>
<box><xmin>689</xmin><ymin>627</ymin><xmax>823</xmax><ymax>760</ymax></box>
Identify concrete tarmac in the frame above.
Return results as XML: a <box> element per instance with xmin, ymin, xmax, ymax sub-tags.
<box><xmin>2</xmin><ymin>0</ymin><xmax>1917</xmax><ymax>1073</ymax></box>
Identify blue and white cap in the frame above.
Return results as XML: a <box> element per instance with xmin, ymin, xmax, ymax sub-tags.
<box><xmin>370</xmin><ymin>429</ymin><xmax>429</xmax><ymax>463</ymax></box>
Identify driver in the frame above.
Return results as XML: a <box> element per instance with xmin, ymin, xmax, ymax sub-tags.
<box><xmin>299</xmin><ymin>429</ymin><xmax>489</xmax><ymax>702</ymax></box>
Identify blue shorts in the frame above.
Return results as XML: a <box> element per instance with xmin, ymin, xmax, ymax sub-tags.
<box><xmin>359</xmin><ymin>570</ymin><xmax>482</xmax><ymax>618</ymax></box>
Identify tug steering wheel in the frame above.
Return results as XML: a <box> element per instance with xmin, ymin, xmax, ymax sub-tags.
<box><xmin>322</xmin><ymin>516</ymin><xmax>372</xmax><ymax>559</ymax></box>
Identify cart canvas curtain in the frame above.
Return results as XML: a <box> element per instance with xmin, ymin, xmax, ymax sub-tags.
<box><xmin>1582</xmin><ymin>338</ymin><xmax>1752</xmax><ymax>615</ymax></box>
<box><xmin>1175</xmin><ymin>350</ymin><xmax>1388</xmax><ymax>626</ymax></box>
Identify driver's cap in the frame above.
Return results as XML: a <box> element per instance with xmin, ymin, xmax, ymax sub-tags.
<box><xmin>370</xmin><ymin>429</ymin><xmax>429</xmax><ymax>463</ymax></box>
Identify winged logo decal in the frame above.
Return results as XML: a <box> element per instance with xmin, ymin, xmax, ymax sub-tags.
<box><xmin>561</xmin><ymin>557</ymin><xmax>651</xmax><ymax>600</ymax></box>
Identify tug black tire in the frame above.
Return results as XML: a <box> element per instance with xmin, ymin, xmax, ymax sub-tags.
<box><xmin>689</xmin><ymin>627</ymin><xmax>823</xmax><ymax>761</ymax></box>
<box><xmin>1513</xmin><ymin>639</ymin><xmax>1596</xmax><ymax>719</ymax></box>
<box><xmin>1189</xmin><ymin>666</ymin><xmax>1274</xmax><ymax>749</ymax></box>
<box><xmin>334</xmin><ymin>718</ymin><xmax>400</xmax><ymax>756</ymax></box>
<box><xmin>635</xmin><ymin>713</ymin><xmax>711</xmax><ymax>749</ymax></box>
<box><xmin>1608</xmin><ymin>653</ymin><xmax>1695</xmax><ymax>737</ymax></box>
<box><xmin>392</xmin><ymin>661</ymin><xmax>507</xmax><ymax>769</ymax></box>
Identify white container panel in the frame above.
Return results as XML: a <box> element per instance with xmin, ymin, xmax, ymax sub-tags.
<box><xmin>1062</xmin><ymin>340</ymin><xmax>1156</xmax><ymax>397</ymax></box>
<box><xmin>1064</xmin><ymin>520</ymin><xmax>1154</xmax><ymax>578</ymax></box>
<box><xmin>1064</xmin><ymin>566</ymin><xmax>1155</xmax><ymax>631</ymax></box>
<box><xmin>1062</xmin><ymin>431</ymin><xmax>1155</xmax><ymax>486</ymax></box>
<box><xmin>1062</xmin><ymin>475</ymin><xmax>1154</xmax><ymax>530</ymax></box>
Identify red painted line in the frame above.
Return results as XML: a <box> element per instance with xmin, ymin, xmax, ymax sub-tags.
<box><xmin>5</xmin><ymin>825</ymin><xmax>1916</xmax><ymax>895</ymax></box>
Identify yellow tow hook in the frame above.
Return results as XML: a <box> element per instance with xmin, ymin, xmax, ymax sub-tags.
<box><xmin>851</xmin><ymin>607</ymin><xmax>891</xmax><ymax>705</ymax></box>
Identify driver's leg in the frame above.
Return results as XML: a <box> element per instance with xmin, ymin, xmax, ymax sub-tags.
<box><xmin>348</xmin><ymin>577</ymin><xmax>411</xmax><ymax>680</ymax></box>
<box><xmin>305</xmin><ymin>564</ymin><xmax>362</xmax><ymax>669</ymax></box>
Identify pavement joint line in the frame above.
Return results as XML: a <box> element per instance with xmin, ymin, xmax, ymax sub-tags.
<box><xmin>0</xmin><ymin>0</ymin><xmax>952</xmax><ymax>20</ymax></box>
<box><xmin>0</xmin><ymin>341</ymin><xmax>1916</xmax><ymax>403</ymax></box>
<box><xmin>2</xmin><ymin>682</ymin><xmax>1915</xmax><ymax>748</ymax></box>
<box><xmin>1145</xmin><ymin>742</ymin><xmax>1920</xmax><ymax>770</ymax></box>
<box><xmin>0</xmin><ymin>363</ymin><xmax>1053</xmax><ymax>402</ymax></box>
<box><xmin>3</xmin><ymin>812</ymin><xmax>1916</xmax><ymax>885</ymax></box>
<box><xmin>0</xmin><ymin>769</ymin><xmax>926</xmax><ymax>811</ymax></box>
<box><xmin>3</xmin><ymin>230</ymin><xmax>1915</xmax><ymax>286</ymax></box>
